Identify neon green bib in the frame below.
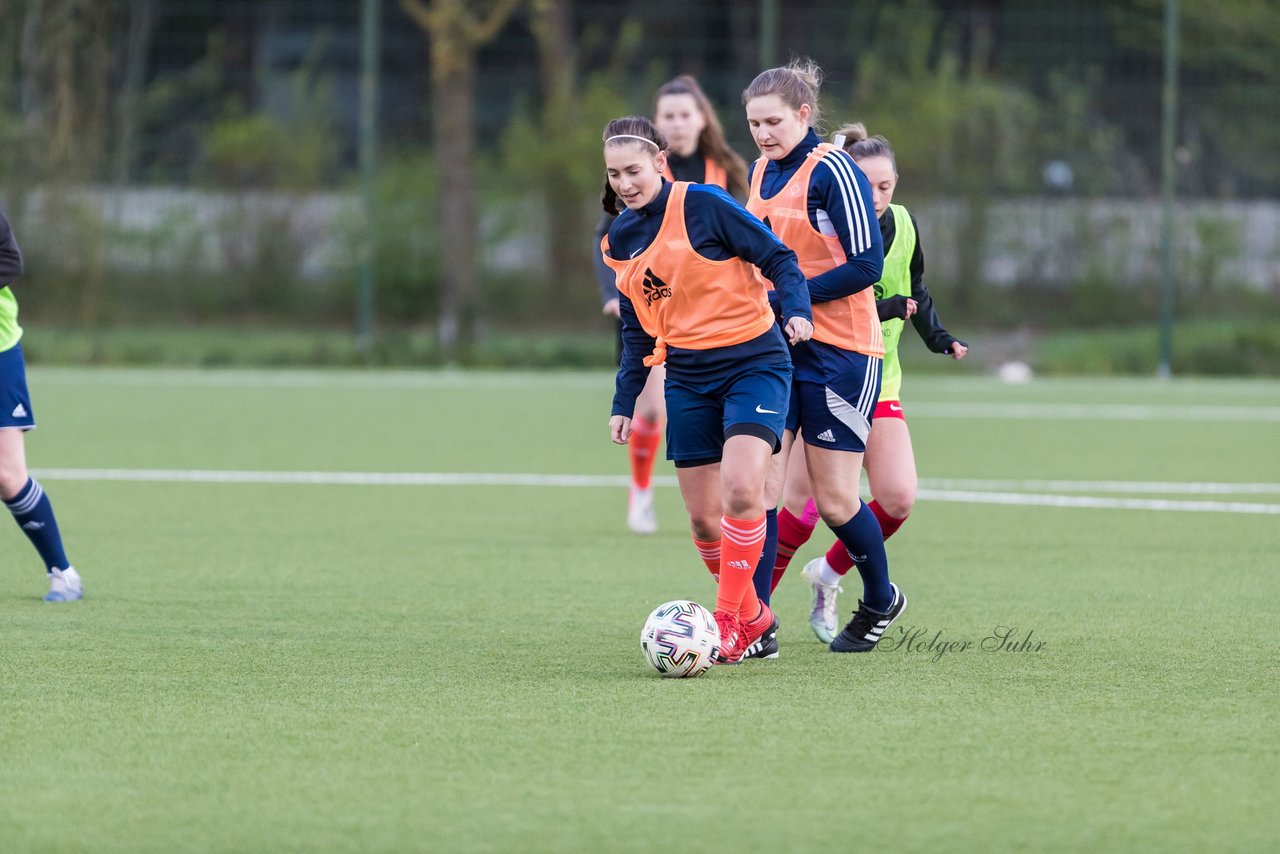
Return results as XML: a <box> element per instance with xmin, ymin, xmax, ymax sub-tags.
<box><xmin>0</xmin><ymin>287</ymin><xmax>22</xmax><ymax>353</ymax></box>
<box><xmin>873</xmin><ymin>204</ymin><xmax>915</xmax><ymax>402</ymax></box>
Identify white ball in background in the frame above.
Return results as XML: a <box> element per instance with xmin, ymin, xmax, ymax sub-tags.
<box><xmin>998</xmin><ymin>361</ymin><xmax>1034</xmax><ymax>384</ymax></box>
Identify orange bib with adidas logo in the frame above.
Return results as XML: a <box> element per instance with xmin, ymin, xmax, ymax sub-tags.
<box><xmin>601</xmin><ymin>182</ymin><xmax>775</xmax><ymax>364</ymax></box>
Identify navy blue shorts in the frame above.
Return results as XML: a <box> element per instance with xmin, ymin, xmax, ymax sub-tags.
<box><xmin>0</xmin><ymin>343</ymin><xmax>35</xmax><ymax>431</ymax></box>
<box><xmin>786</xmin><ymin>346</ymin><xmax>881</xmax><ymax>453</ymax></box>
<box><xmin>664</xmin><ymin>359</ymin><xmax>791</xmax><ymax>467</ymax></box>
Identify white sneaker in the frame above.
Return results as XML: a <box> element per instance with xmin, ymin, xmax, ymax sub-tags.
<box><xmin>802</xmin><ymin>558</ymin><xmax>841</xmax><ymax>643</ymax></box>
<box><xmin>627</xmin><ymin>486</ymin><xmax>658</xmax><ymax>535</ymax></box>
<box><xmin>44</xmin><ymin>566</ymin><xmax>83</xmax><ymax>602</ymax></box>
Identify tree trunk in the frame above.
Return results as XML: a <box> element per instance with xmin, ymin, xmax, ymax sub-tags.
<box><xmin>432</xmin><ymin>47</ymin><xmax>479</xmax><ymax>358</ymax></box>
<box><xmin>114</xmin><ymin>0</ymin><xmax>159</xmax><ymax>187</ymax></box>
<box><xmin>530</xmin><ymin>0</ymin><xmax>588</xmax><ymax>298</ymax></box>
<box><xmin>402</xmin><ymin>0</ymin><xmax>521</xmax><ymax>361</ymax></box>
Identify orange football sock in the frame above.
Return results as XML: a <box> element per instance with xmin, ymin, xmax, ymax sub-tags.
<box><xmin>693</xmin><ymin>536</ymin><xmax>721</xmax><ymax>580</ymax></box>
<box><xmin>716</xmin><ymin>513</ymin><xmax>765</xmax><ymax>618</ymax></box>
<box><xmin>628</xmin><ymin>415</ymin><xmax>662</xmax><ymax>490</ymax></box>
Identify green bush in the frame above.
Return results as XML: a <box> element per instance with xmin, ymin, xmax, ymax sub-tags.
<box><xmin>1033</xmin><ymin>319</ymin><xmax>1280</xmax><ymax>376</ymax></box>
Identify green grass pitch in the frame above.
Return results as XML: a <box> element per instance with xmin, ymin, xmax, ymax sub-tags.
<box><xmin>2</xmin><ymin>368</ymin><xmax>1277</xmax><ymax>852</ymax></box>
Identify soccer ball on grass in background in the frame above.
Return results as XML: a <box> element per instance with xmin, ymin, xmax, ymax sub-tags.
<box><xmin>997</xmin><ymin>360</ymin><xmax>1034</xmax><ymax>383</ymax></box>
<box><xmin>640</xmin><ymin>600</ymin><xmax>721</xmax><ymax>677</ymax></box>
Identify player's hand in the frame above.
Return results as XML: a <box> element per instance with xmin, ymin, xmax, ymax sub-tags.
<box><xmin>610</xmin><ymin>415</ymin><xmax>632</xmax><ymax>444</ymax></box>
<box><xmin>950</xmin><ymin>341</ymin><xmax>968</xmax><ymax>360</ymax></box>
<box><xmin>876</xmin><ymin>295</ymin><xmax>912</xmax><ymax>321</ymax></box>
<box><xmin>603</xmin><ymin>298</ymin><xmax>621</xmax><ymax>318</ymax></box>
<box><xmin>784</xmin><ymin>316</ymin><xmax>813</xmax><ymax>344</ymax></box>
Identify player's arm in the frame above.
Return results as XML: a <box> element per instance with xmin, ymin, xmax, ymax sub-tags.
<box><xmin>805</xmin><ymin>150</ymin><xmax>884</xmax><ymax>303</ymax></box>
<box><xmin>0</xmin><ymin>211</ymin><xmax>23</xmax><ymax>286</ymax></box>
<box><xmin>610</xmin><ymin>294</ymin><xmax>655</xmax><ymax>419</ymax></box>
<box><xmin>689</xmin><ymin>185</ymin><xmax>811</xmax><ymax>326</ymax></box>
<box><xmin>905</xmin><ymin>213</ymin><xmax>965</xmax><ymax>355</ymax></box>
<box><xmin>592</xmin><ymin>214</ymin><xmax>620</xmax><ymax>314</ymax></box>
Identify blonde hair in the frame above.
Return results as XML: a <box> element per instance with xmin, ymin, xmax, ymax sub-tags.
<box><xmin>832</xmin><ymin>122</ymin><xmax>896</xmax><ymax>170</ymax></box>
<box><xmin>742</xmin><ymin>58</ymin><xmax>824</xmax><ymax>129</ymax></box>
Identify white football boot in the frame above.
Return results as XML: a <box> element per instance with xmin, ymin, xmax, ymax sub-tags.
<box><xmin>801</xmin><ymin>558</ymin><xmax>841</xmax><ymax>643</ymax></box>
<box><xmin>45</xmin><ymin>566</ymin><xmax>83</xmax><ymax>602</ymax></box>
<box><xmin>627</xmin><ymin>486</ymin><xmax>658</xmax><ymax>535</ymax></box>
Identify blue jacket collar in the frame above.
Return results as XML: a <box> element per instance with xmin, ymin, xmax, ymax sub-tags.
<box><xmin>637</xmin><ymin>179</ymin><xmax>672</xmax><ymax>218</ymax></box>
<box><xmin>776</xmin><ymin>128</ymin><xmax>823</xmax><ymax>170</ymax></box>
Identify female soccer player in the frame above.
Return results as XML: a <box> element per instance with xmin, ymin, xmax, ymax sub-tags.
<box><xmin>0</xmin><ymin>208</ymin><xmax>82</xmax><ymax>601</ymax></box>
<box><xmin>743</xmin><ymin>60</ymin><xmax>906</xmax><ymax>653</ymax></box>
<box><xmin>600</xmin><ymin>115</ymin><xmax>813</xmax><ymax>664</ymax></box>
<box><xmin>794</xmin><ymin>124</ymin><xmax>968</xmax><ymax>641</ymax></box>
<box><xmin>593</xmin><ymin>75</ymin><xmax>748</xmax><ymax>535</ymax></box>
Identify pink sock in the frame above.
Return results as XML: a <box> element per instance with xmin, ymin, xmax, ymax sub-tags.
<box><xmin>770</xmin><ymin>503</ymin><xmax>819</xmax><ymax>592</ymax></box>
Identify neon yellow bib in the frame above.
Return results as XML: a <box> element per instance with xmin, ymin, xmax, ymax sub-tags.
<box><xmin>873</xmin><ymin>204</ymin><xmax>915</xmax><ymax>402</ymax></box>
<box><xmin>0</xmin><ymin>287</ymin><xmax>22</xmax><ymax>353</ymax></box>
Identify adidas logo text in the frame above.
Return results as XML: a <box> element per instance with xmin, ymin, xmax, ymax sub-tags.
<box><xmin>816</xmin><ymin>429</ymin><xmax>836</xmax><ymax>442</ymax></box>
<box><xmin>641</xmin><ymin>268</ymin><xmax>672</xmax><ymax>306</ymax></box>
<box><xmin>11</xmin><ymin>403</ymin><xmax>26</xmax><ymax>418</ymax></box>
<box><xmin>22</xmin><ymin>520</ymin><xmax>45</xmax><ymax>530</ymax></box>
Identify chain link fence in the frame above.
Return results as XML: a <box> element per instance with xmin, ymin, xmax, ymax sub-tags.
<box><xmin>0</xmin><ymin>0</ymin><xmax>1276</xmax><ymax>367</ymax></box>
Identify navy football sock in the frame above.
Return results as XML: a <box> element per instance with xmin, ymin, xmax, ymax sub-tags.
<box><xmin>751</xmin><ymin>507</ymin><xmax>778</xmax><ymax>606</ymax></box>
<box><xmin>5</xmin><ymin>478</ymin><xmax>70</xmax><ymax>572</ymax></box>
<box><xmin>829</xmin><ymin>502</ymin><xmax>893</xmax><ymax>611</ymax></box>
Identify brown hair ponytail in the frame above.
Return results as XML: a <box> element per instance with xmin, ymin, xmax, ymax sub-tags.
<box><xmin>742</xmin><ymin>58</ymin><xmax>825</xmax><ymax>131</ymax></box>
<box><xmin>832</xmin><ymin>122</ymin><xmax>897</xmax><ymax>170</ymax></box>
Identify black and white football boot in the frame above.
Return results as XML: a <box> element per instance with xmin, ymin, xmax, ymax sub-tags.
<box><xmin>742</xmin><ymin>613</ymin><xmax>780</xmax><ymax>660</ymax></box>
<box><xmin>830</xmin><ymin>583</ymin><xmax>907</xmax><ymax>653</ymax></box>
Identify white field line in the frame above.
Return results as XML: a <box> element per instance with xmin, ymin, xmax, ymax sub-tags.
<box><xmin>921</xmin><ymin>478</ymin><xmax>1280</xmax><ymax>495</ymax></box>
<box><xmin>32</xmin><ymin>468</ymin><xmax>637</xmax><ymax>487</ymax></box>
<box><xmin>904</xmin><ymin>402</ymin><xmax>1280</xmax><ymax>422</ymax></box>
<box><xmin>30</xmin><ymin>468</ymin><xmax>1280</xmax><ymax>515</ymax></box>
<box><xmin>914</xmin><ymin>489</ymin><xmax>1280</xmax><ymax>515</ymax></box>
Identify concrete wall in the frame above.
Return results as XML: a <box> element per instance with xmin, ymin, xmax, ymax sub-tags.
<box><xmin>6</xmin><ymin>188</ymin><xmax>1279</xmax><ymax>291</ymax></box>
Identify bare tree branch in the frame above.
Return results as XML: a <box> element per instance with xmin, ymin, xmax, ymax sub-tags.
<box><xmin>468</xmin><ymin>0</ymin><xmax>523</xmax><ymax>43</ymax></box>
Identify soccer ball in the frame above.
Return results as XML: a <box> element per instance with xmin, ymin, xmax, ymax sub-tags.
<box><xmin>640</xmin><ymin>600</ymin><xmax>720</xmax><ymax>677</ymax></box>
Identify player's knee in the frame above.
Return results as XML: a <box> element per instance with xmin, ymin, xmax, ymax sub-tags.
<box><xmin>876</xmin><ymin>484</ymin><xmax>916</xmax><ymax>519</ymax></box>
<box><xmin>721</xmin><ymin>479</ymin><xmax>763</xmax><ymax>520</ymax></box>
<box><xmin>635</xmin><ymin>401</ymin><xmax>662</xmax><ymax>423</ymax></box>
<box><xmin>0</xmin><ymin>457</ymin><xmax>29</xmax><ymax>500</ymax></box>
<box><xmin>819</xmin><ymin>496</ymin><xmax>860</xmax><ymax>526</ymax></box>
<box><xmin>688</xmin><ymin>514</ymin><xmax>720</xmax><ymax>542</ymax></box>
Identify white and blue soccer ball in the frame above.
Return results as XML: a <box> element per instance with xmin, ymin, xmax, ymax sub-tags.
<box><xmin>640</xmin><ymin>600</ymin><xmax>720</xmax><ymax>678</ymax></box>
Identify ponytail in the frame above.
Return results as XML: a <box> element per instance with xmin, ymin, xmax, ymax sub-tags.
<box><xmin>742</xmin><ymin>58</ymin><xmax>825</xmax><ymax>130</ymax></box>
<box><xmin>832</xmin><ymin>122</ymin><xmax>896</xmax><ymax>170</ymax></box>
